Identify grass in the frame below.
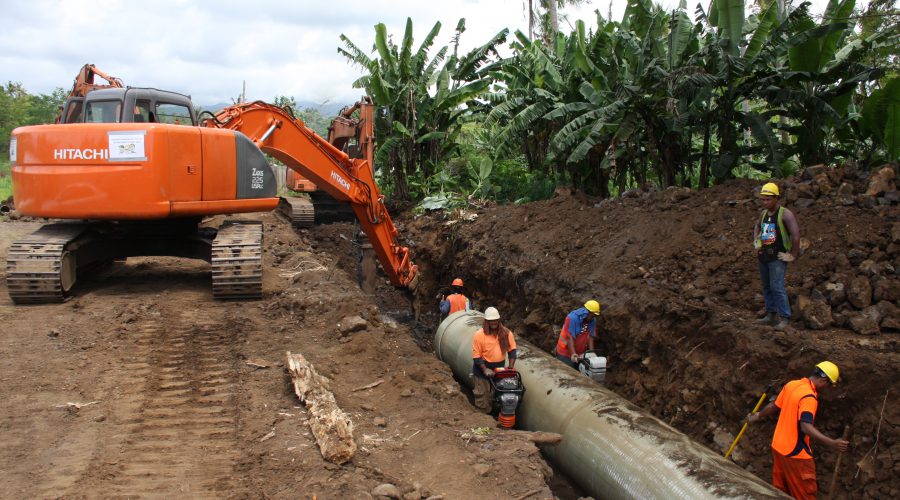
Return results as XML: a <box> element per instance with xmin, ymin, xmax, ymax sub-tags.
<box><xmin>0</xmin><ymin>158</ymin><xmax>10</xmax><ymax>201</ymax></box>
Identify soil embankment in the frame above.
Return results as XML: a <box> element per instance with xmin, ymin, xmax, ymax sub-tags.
<box><xmin>405</xmin><ymin>165</ymin><xmax>898</xmax><ymax>498</ymax></box>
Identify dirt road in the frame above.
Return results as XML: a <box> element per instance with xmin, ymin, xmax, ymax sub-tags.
<box><xmin>0</xmin><ymin>214</ymin><xmax>555</xmax><ymax>499</ymax></box>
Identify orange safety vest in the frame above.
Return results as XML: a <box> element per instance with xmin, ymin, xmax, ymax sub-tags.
<box><xmin>556</xmin><ymin>314</ymin><xmax>595</xmax><ymax>357</ymax></box>
<box><xmin>447</xmin><ymin>293</ymin><xmax>469</xmax><ymax>314</ymax></box>
<box><xmin>772</xmin><ymin>378</ymin><xmax>819</xmax><ymax>459</ymax></box>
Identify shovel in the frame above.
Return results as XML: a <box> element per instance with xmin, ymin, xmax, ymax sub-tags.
<box><xmin>825</xmin><ymin>425</ymin><xmax>851</xmax><ymax>500</ymax></box>
<box><xmin>724</xmin><ymin>388</ymin><xmax>769</xmax><ymax>460</ymax></box>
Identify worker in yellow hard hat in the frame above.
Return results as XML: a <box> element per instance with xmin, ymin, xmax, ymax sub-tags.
<box><xmin>748</xmin><ymin>361</ymin><xmax>848</xmax><ymax>500</ymax></box>
<box><xmin>555</xmin><ymin>300</ymin><xmax>602</xmax><ymax>368</ymax></box>
<box><xmin>439</xmin><ymin>277</ymin><xmax>471</xmax><ymax>316</ymax></box>
<box><xmin>753</xmin><ymin>182</ymin><xmax>801</xmax><ymax>330</ymax></box>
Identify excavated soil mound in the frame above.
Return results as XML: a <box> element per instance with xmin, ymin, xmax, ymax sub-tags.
<box><xmin>405</xmin><ymin>165</ymin><xmax>899</xmax><ymax>498</ymax></box>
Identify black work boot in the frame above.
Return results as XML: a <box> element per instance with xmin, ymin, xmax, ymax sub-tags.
<box><xmin>754</xmin><ymin>312</ymin><xmax>776</xmax><ymax>325</ymax></box>
<box><xmin>774</xmin><ymin>317</ymin><xmax>790</xmax><ymax>330</ymax></box>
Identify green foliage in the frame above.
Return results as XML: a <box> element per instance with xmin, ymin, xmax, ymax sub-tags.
<box><xmin>342</xmin><ymin>1</ymin><xmax>896</xmax><ymax>211</ymax></box>
<box><xmin>339</xmin><ymin>18</ymin><xmax>507</xmax><ymax>201</ymax></box>
<box><xmin>0</xmin><ymin>83</ymin><xmax>65</xmax><ymax>155</ymax></box>
<box><xmin>861</xmin><ymin>77</ymin><xmax>900</xmax><ymax>160</ymax></box>
<box><xmin>0</xmin><ymin>158</ymin><xmax>10</xmax><ymax>201</ymax></box>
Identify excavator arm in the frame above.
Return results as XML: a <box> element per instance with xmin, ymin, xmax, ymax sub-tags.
<box><xmin>205</xmin><ymin>101</ymin><xmax>418</xmax><ymax>288</ymax></box>
<box><xmin>70</xmin><ymin>64</ymin><xmax>125</xmax><ymax>96</ymax></box>
<box><xmin>57</xmin><ymin>64</ymin><xmax>126</xmax><ymax>124</ymax></box>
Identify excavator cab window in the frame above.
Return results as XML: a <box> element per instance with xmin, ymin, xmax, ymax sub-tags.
<box><xmin>62</xmin><ymin>99</ymin><xmax>84</xmax><ymax>124</ymax></box>
<box><xmin>156</xmin><ymin>103</ymin><xmax>193</xmax><ymax>126</ymax></box>
<box><xmin>133</xmin><ymin>100</ymin><xmax>152</xmax><ymax>123</ymax></box>
<box><xmin>85</xmin><ymin>100</ymin><xmax>122</xmax><ymax>123</ymax></box>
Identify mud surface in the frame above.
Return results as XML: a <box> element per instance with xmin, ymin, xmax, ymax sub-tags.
<box><xmin>406</xmin><ymin>167</ymin><xmax>898</xmax><ymax>498</ymax></box>
<box><xmin>0</xmin><ymin>213</ymin><xmax>555</xmax><ymax>499</ymax></box>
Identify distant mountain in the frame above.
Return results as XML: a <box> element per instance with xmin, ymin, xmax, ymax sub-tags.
<box><xmin>197</xmin><ymin>100</ymin><xmax>351</xmax><ymax>117</ymax></box>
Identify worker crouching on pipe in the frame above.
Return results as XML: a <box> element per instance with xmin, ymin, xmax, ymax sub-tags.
<box><xmin>471</xmin><ymin>307</ymin><xmax>521</xmax><ymax>426</ymax></box>
<box><xmin>556</xmin><ymin>299</ymin><xmax>601</xmax><ymax>368</ymax></box>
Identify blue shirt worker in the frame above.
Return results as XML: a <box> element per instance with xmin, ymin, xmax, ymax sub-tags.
<box><xmin>556</xmin><ymin>300</ymin><xmax>601</xmax><ymax>368</ymax></box>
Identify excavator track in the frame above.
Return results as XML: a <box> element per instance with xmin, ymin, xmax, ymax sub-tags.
<box><xmin>278</xmin><ymin>196</ymin><xmax>314</xmax><ymax>228</ymax></box>
<box><xmin>211</xmin><ymin>221</ymin><xmax>263</xmax><ymax>299</ymax></box>
<box><xmin>6</xmin><ymin>224</ymin><xmax>85</xmax><ymax>304</ymax></box>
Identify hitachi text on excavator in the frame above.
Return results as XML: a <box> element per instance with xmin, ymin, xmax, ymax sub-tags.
<box><xmin>6</xmin><ymin>65</ymin><xmax>417</xmax><ymax>303</ymax></box>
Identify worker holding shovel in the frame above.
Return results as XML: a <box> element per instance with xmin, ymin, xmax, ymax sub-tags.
<box><xmin>747</xmin><ymin>361</ymin><xmax>849</xmax><ymax>500</ymax></box>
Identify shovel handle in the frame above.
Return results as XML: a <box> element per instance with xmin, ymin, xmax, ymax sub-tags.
<box><xmin>825</xmin><ymin>425</ymin><xmax>851</xmax><ymax>500</ymax></box>
<box><xmin>724</xmin><ymin>391</ymin><xmax>768</xmax><ymax>459</ymax></box>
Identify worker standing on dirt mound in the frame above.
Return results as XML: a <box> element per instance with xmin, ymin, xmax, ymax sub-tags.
<box><xmin>440</xmin><ymin>278</ymin><xmax>471</xmax><ymax>316</ymax></box>
<box><xmin>471</xmin><ymin>307</ymin><xmax>517</xmax><ymax>412</ymax></box>
<box><xmin>555</xmin><ymin>300</ymin><xmax>601</xmax><ymax>368</ymax></box>
<box><xmin>753</xmin><ymin>182</ymin><xmax>800</xmax><ymax>330</ymax></box>
<box><xmin>748</xmin><ymin>361</ymin><xmax>849</xmax><ymax>500</ymax></box>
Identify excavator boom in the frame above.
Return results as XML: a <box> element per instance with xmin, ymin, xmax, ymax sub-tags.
<box><xmin>206</xmin><ymin>101</ymin><xmax>417</xmax><ymax>288</ymax></box>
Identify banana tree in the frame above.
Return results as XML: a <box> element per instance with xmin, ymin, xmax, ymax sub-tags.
<box><xmin>339</xmin><ymin>18</ymin><xmax>506</xmax><ymax>201</ymax></box>
<box><xmin>764</xmin><ymin>0</ymin><xmax>888</xmax><ymax>165</ymax></box>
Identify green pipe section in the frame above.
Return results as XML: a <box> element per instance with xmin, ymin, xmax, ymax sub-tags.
<box><xmin>435</xmin><ymin>310</ymin><xmax>787</xmax><ymax>500</ymax></box>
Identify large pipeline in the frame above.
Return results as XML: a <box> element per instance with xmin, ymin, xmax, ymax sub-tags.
<box><xmin>435</xmin><ymin>310</ymin><xmax>787</xmax><ymax>499</ymax></box>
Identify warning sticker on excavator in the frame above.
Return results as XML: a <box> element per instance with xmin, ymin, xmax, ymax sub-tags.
<box><xmin>108</xmin><ymin>131</ymin><xmax>146</xmax><ymax>161</ymax></box>
<box><xmin>9</xmin><ymin>138</ymin><xmax>15</xmax><ymax>163</ymax></box>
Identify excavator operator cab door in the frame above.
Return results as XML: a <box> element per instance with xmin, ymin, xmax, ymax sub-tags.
<box><xmin>60</xmin><ymin>97</ymin><xmax>84</xmax><ymax>124</ymax></box>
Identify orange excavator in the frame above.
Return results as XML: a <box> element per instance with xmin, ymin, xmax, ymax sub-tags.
<box><xmin>279</xmin><ymin>97</ymin><xmax>374</xmax><ymax>227</ymax></box>
<box><xmin>6</xmin><ymin>74</ymin><xmax>417</xmax><ymax>304</ymax></box>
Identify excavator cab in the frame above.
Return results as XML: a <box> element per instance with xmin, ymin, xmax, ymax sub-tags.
<box><xmin>74</xmin><ymin>88</ymin><xmax>197</xmax><ymax>125</ymax></box>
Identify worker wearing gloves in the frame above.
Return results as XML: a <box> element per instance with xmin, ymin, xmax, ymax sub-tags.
<box><xmin>747</xmin><ymin>361</ymin><xmax>849</xmax><ymax>500</ymax></box>
<box><xmin>440</xmin><ymin>278</ymin><xmax>471</xmax><ymax>316</ymax></box>
<box><xmin>555</xmin><ymin>300</ymin><xmax>601</xmax><ymax>368</ymax></box>
<box><xmin>753</xmin><ymin>183</ymin><xmax>800</xmax><ymax>330</ymax></box>
<box><xmin>471</xmin><ymin>307</ymin><xmax>517</xmax><ymax>413</ymax></box>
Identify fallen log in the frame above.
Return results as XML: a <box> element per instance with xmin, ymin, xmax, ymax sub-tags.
<box><xmin>285</xmin><ymin>351</ymin><xmax>356</xmax><ymax>464</ymax></box>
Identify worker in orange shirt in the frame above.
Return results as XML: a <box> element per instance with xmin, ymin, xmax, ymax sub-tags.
<box><xmin>471</xmin><ymin>307</ymin><xmax>517</xmax><ymax>413</ymax></box>
<box><xmin>748</xmin><ymin>361</ymin><xmax>849</xmax><ymax>500</ymax></box>
<box><xmin>440</xmin><ymin>278</ymin><xmax>471</xmax><ymax>316</ymax></box>
<box><xmin>555</xmin><ymin>300</ymin><xmax>601</xmax><ymax>368</ymax></box>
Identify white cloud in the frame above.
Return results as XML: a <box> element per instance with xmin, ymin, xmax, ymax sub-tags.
<box><xmin>0</xmin><ymin>0</ymin><xmax>844</xmax><ymax>107</ymax></box>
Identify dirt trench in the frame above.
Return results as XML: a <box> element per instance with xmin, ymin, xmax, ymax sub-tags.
<box><xmin>402</xmin><ymin>170</ymin><xmax>899</xmax><ymax>499</ymax></box>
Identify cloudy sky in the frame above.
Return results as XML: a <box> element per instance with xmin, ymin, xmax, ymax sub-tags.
<box><xmin>1</xmin><ymin>0</ymin><xmax>837</xmax><ymax>108</ymax></box>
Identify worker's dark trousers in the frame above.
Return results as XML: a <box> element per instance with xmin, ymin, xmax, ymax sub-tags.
<box><xmin>759</xmin><ymin>259</ymin><xmax>791</xmax><ymax>319</ymax></box>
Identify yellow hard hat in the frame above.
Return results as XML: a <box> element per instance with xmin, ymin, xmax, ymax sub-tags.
<box><xmin>759</xmin><ymin>182</ymin><xmax>780</xmax><ymax>197</ymax></box>
<box><xmin>815</xmin><ymin>361</ymin><xmax>840</xmax><ymax>384</ymax></box>
<box><xmin>584</xmin><ymin>300</ymin><xmax>602</xmax><ymax>315</ymax></box>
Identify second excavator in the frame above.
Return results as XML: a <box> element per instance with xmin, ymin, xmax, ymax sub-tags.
<box><xmin>7</xmin><ymin>70</ymin><xmax>417</xmax><ymax>304</ymax></box>
<box><xmin>277</xmin><ymin>98</ymin><xmax>373</xmax><ymax>227</ymax></box>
